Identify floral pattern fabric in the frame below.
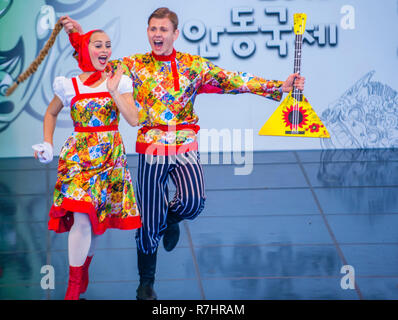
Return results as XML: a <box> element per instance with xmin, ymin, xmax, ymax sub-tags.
<box><xmin>48</xmin><ymin>79</ymin><xmax>141</xmax><ymax>235</ymax></box>
<box><xmin>108</xmin><ymin>52</ymin><xmax>283</xmax><ymax>154</ymax></box>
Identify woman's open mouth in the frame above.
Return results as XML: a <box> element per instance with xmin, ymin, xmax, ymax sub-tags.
<box><xmin>98</xmin><ymin>55</ymin><xmax>108</xmax><ymax>65</ymax></box>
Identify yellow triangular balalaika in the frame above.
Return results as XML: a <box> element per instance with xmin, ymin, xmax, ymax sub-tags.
<box><xmin>259</xmin><ymin>92</ymin><xmax>330</xmax><ymax>137</ymax></box>
<box><xmin>259</xmin><ymin>13</ymin><xmax>330</xmax><ymax>138</ymax></box>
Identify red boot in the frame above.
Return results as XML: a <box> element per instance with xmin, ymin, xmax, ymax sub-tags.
<box><xmin>80</xmin><ymin>255</ymin><xmax>93</xmax><ymax>294</ymax></box>
<box><xmin>64</xmin><ymin>265</ymin><xmax>84</xmax><ymax>300</ymax></box>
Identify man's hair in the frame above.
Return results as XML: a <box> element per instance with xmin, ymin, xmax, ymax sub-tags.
<box><xmin>148</xmin><ymin>7</ymin><xmax>179</xmax><ymax>31</ymax></box>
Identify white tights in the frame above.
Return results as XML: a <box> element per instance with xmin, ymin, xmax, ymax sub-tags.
<box><xmin>68</xmin><ymin>212</ymin><xmax>99</xmax><ymax>267</ymax></box>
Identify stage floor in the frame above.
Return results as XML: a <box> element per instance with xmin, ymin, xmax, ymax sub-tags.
<box><xmin>1</xmin><ymin>148</ymin><xmax>398</xmax><ymax>300</ymax></box>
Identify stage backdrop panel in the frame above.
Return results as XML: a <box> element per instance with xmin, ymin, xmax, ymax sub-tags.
<box><xmin>0</xmin><ymin>0</ymin><xmax>397</xmax><ymax>157</ymax></box>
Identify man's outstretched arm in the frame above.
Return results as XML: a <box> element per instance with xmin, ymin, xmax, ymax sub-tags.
<box><xmin>199</xmin><ymin>57</ymin><xmax>305</xmax><ymax>101</ymax></box>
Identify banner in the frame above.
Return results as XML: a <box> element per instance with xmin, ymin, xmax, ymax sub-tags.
<box><xmin>0</xmin><ymin>0</ymin><xmax>397</xmax><ymax>157</ymax></box>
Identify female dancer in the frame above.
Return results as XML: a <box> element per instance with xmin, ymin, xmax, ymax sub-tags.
<box><xmin>33</xmin><ymin>29</ymin><xmax>141</xmax><ymax>300</ymax></box>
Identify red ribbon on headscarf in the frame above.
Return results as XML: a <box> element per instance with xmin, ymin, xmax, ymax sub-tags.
<box><xmin>69</xmin><ymin>30</ymin><xmax>103</xmax><ymax>86</ymax></box>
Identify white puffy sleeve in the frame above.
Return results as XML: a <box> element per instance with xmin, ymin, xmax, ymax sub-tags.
<box><xmin>52</xmin><ymin>76</ymin><xmax>67</xmax><ymax>107</ymax></box>
<box><xmin>117</xmin><ymin>75</ymin><xmax>133</xmax><ymax>94</ymax></box>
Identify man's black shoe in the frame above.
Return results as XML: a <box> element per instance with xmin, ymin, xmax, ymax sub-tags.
<box><xmin>137</xmin><ymin>249</ymin><xmax>158</xmax><ymax>300</ymax></box>
<box><xmin>163</xmin><ymin>222</ymin><xmax>180</xmax><ymax>252</ymax></box>
<box><xmin>136</xmin><ymin>281</ymin><xmax>157</xmax><ymax>300</ymax></box>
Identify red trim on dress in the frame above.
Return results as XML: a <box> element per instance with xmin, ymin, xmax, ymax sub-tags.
<box><xmin>75</xmin><ymin>125</ymin><xmax>118</xmax><ymax>132</ymax></box>
<box><xmin>70</xmin><ymin>77</ymin><xmax>112</xmax><ymax>107</ymax></box>
<box><xmin>48</xmin><ymin>197</ymin><xmax>142</xmax><ymax>235</ymax></box>
<box><xmin>71</xmin><ymin>92</ymin><xmax>112</xmax><ymax>107</ymax></box>
<box><xmin>71</xmin><ymin>77</ymin><xmax>80</xmax><ymax>95</ymax></box>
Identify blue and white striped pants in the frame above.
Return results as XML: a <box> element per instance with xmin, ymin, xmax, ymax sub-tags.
<box><xmin>135</xmin><ymin>151</ymin><xmax>206</xmax><ymax>254</ymax></box>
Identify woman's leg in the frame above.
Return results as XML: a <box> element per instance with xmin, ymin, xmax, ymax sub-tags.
<box><xmin>68</xmin><ymin>212</ymin><xmax>92</xmax><ymax>266</ymax></box>
<box><xmin>65</xmin><ymin>211</ymin><xmax>93</xmax><ymax>300</ymax></box>
<box><xmin>79</xmin><ymin>230</ymin><xmax>99</xmax><ymax>294</ymax></box>
<box><xmin>88</xmin><ymin>231</ymin><xmax>99</xmax><ymax>257</ymax></box>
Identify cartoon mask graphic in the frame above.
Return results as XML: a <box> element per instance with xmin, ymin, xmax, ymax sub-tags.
<box><xmin>0</xmin><ymin>0</ymin><xmax>114</xmax><ymax>132</ymax></box>
<box><xmin>321</xmin><ymin>71</ymin><xmax>398</xmax><ymax>150</ymax></box>
<box><xmin>0</xmin><ymin>0</ymin><xmax>51</xmax><ymax>131</ymax></box>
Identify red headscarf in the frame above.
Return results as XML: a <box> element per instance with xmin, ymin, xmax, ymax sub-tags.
<box><xmin>69</xmin><ymin>30</ymin><xmax>104</xmax><ymax>86</ymax></box>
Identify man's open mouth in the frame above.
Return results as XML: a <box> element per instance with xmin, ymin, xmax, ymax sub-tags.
<box><xmin>153</xmin><ymin>40</ymin><xmax>163</xmax><ymax>50</ymax></box>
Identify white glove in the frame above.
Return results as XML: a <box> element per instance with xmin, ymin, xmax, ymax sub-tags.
<box><xmin>32</xmin><ymin>142</ymin><xmax>53</xmax><ymax>164</ymax></box>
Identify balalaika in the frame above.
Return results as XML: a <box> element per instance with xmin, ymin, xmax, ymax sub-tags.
<box><xmin>259</xmin><ymin>13</ymin><xmax>330</xmax><ymax>138</ymax></box>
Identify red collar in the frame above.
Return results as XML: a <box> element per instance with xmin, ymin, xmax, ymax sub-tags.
<box><xmin>151</xmin><ymin>49</ymin><xmax>177</xmax><ymax>61</ymax></box>
<box><xmin>151</xmin><ymin>48</ymin><xmax>180</xmax><ymax>91</ymax></box>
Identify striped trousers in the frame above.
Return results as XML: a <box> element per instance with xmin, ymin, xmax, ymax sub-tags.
<box><xmin>135</xmin><ymin>151</ymin><xmax>206</xmax><ymax>254</ymax></box>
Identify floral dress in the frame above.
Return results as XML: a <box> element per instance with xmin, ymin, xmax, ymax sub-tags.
<box><xmin>115</xmin><ymin>50</ymin><xmax>283</xmax><ymax>156</ymax></box>
<box><xmin>48</xmin><ymin>76</ymin><xmax>141</xmax><ymax>235</ymax></box>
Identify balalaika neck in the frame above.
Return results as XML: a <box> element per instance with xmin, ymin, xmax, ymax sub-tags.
<box><xmin>292</xmin><ymin>33</ymin><xmax>303</xmax><ymax>102</ymax></box>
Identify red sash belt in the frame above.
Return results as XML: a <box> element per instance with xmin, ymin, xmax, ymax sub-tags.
<box><xmin>136</xmin><ymin>124</ymin><xmax>200</xmax><ymax>155</ymax></box>
<box><xmin>140</xmin><ymin>124</ymin><xmax>200</xmax><ymax>134</ymax></box>
<box><xmin>75</xmin><ymin>125</ymin><xmax>119</xmax><ymax>132</ymax></box>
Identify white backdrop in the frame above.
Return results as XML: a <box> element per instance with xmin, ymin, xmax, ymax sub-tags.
<box><xmin>0</xmin><ymin>0</ymin><xmax>397</xmax><ymax>157</ymax></box>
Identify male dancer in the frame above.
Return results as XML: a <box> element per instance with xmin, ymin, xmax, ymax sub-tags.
<box><xmin>61</xmin><ymin>7</ymin><xmax>305</xmax><ymax>300</ymax></box>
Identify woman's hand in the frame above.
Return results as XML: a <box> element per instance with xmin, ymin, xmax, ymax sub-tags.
<box><xmin>105</xmin><ymin>65</ymin><xmax>139</xmax><ymax>127</ymax></box>
<box><xmin>106</xmin><ymin>64</ymin><xmax>124</xmax><ymax>96</ymax></box>
<box><xmin>60</xmin><ymin>15</ymin><xmax>83</xmax><ymax>34</ymax></box>
<box><xmin>33</xmin><ymin>142</ymin><xmax>54</xmax><ymax>164</ymax></box>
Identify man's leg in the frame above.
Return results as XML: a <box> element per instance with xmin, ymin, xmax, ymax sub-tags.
<box><xmin>135</xmin><ymin>153</ymin><xmax>170</xmax><ymax>300</ymax></box>
<box><xmin>163</xmin><ymin>150</ymin><xmax>206</xmax><ymax>252</ymax></box>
